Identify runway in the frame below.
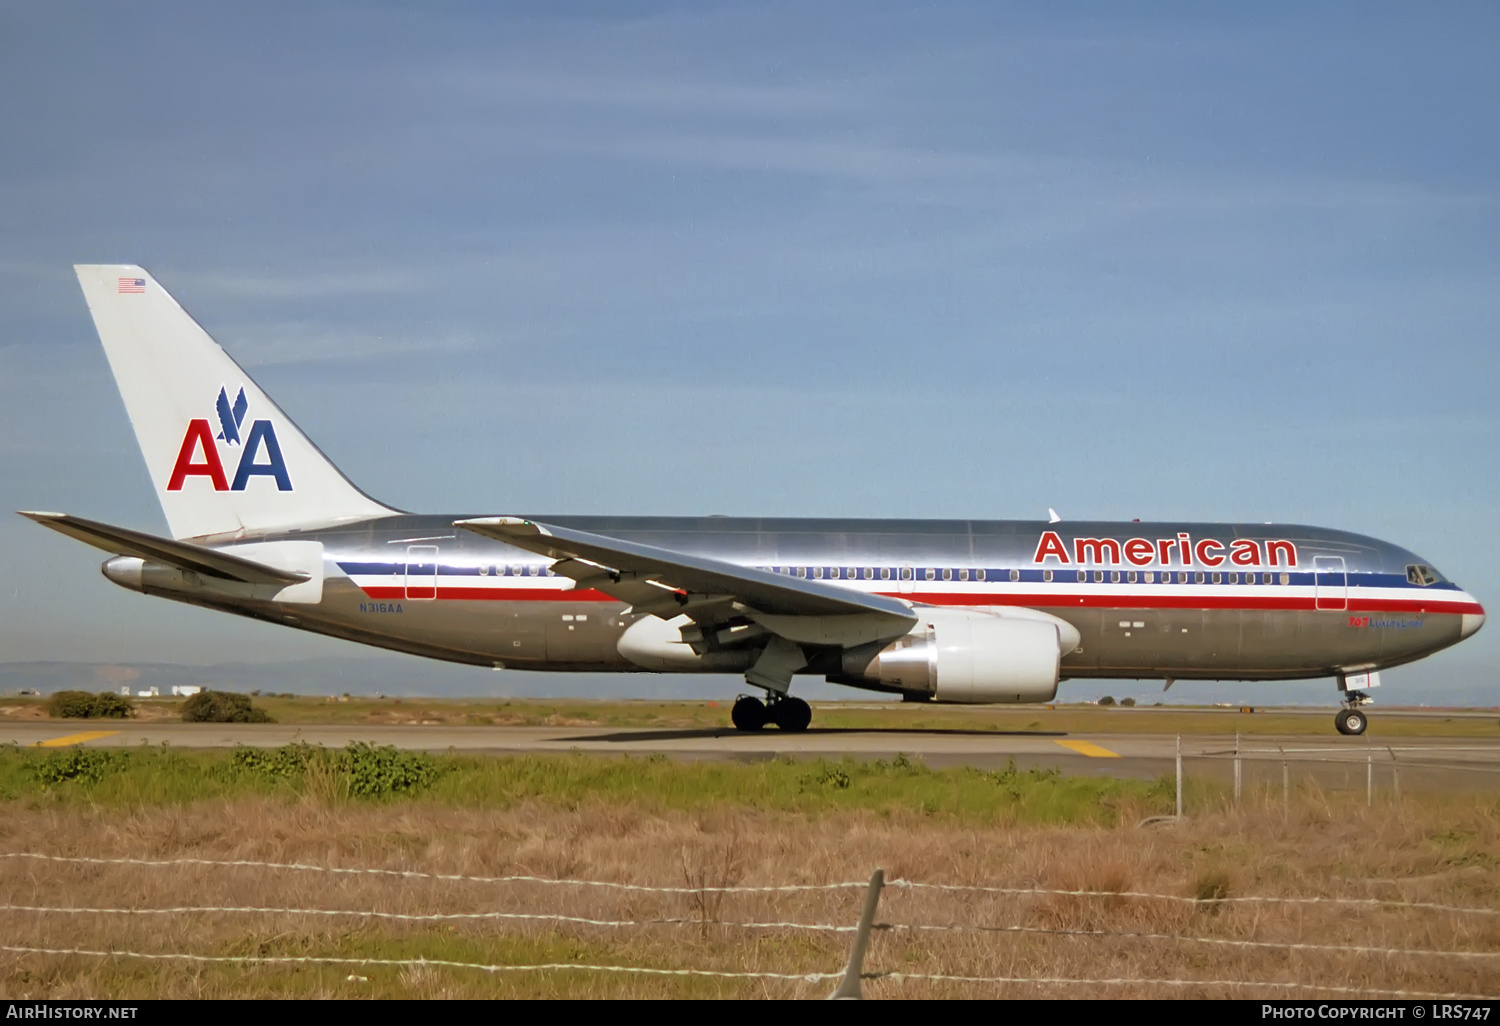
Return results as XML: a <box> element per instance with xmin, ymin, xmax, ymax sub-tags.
<box><xmin>9</xmin><ymin>720</ymin><xmax>1500</xmax><ymax>787</ymax></box>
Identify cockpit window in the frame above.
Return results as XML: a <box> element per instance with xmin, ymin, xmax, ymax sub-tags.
<box><xmin>1406</xmin><ymin>564</ymin><xmax>1440</xmax><ymax>587</ymax></box>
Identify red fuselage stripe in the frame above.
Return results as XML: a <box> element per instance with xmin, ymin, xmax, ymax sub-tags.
<box><xmin>354</xmin><ymin>585</ymin><xmax>1481</xmax><ymax>616</ymax></box>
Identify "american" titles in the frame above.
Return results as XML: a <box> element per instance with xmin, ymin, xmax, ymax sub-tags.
<box><xmin>1032</xmin><ymin>530</ymin><xmax>1297</xmax><ymax>568</ymax></box>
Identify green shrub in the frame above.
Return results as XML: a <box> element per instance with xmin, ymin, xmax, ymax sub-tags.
<box><xmin>47</xmin><ymin>691</ymin><xmax>95</xmax><ymax>718</ymax></box>
<box><xmin>28</xmin><ymin>747</ymin><xmax>123</xmax><ymax>785</ymax></box>
<box><xmin>181</xmin><ymin>690</ymin><xmax>274</xmax><ymax>723</ymax></box>
<box><xmin>46</xmin><ymin>690</ymin><xmax>135</xmax><ymax>719</ymax></box>
<box><xmin>340</xmin><ymin>742</ymin><xmax>437</xmax><ymax>797</ymax></box>
<box><xmin>88</xmin><ymin>692</ymin><xmax>135</xmax><ymax>718</ymax></box>
<box><xmin>1120</xmin><ymin>697</ymin><xmax>1137</xmax><ymax>707</ymax></box>
<box><xmin>231</xmin><ymin>742</ymin><xmax>318</xmax><ymax>778</ymax></box>
<box><xmin>232</xmin><ymin>742</ymin><xmax>437</xmax><ymax>798</ymax></box>
<box><xmin>1097</xmin><ymin>695</ymin><xmax>1116</xmax><ymax>706</ymax></box>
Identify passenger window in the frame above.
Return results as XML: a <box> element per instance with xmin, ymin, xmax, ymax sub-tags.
<box><xmin>1093</xmin><ymin>571</ymin><xmax>1104</xmax><ymax>583</ymax></box>
<box><xmin>881</xmin><ymin>567</ymin><xmax>891</xmax><ymax>580</ymax></box>
<box><xmin>924</xmin><ymin>567</ymin><xmax>935</xmax><ymax>580</ymax></box>
<box><xmin>1127</xmin><ymin>571</ymin><xmax>1137</xmax><ymax>584</ymax></box>
<box><xmin>1144</xmin><ymin>571</ymin><xmax>1154</xmax><ymax>583</ymax></box>
<box><xmin>1109</xmin><ymin>571</ymin><xmax>1120</xmax><ymax>583</ymax></box>
<box><xmin>1280</xmin><ymin>572</ymin><xmax>1290</xmax><ymax>585</ymax></box>
<box><xmin>846</xmin><ymin>567</ymin><xmax>856</xmax><ymax>579</ymax></box>
<box><xmin>958</xmin><ymin>568</ymin><xmax>968</xmax><ymax>581</ymax></box>
<box><xmin>864</xmin><ymin>567</ymin><xmax>874</xmax><ymax>579</ymax></box>
<box><xmin>813</xmin><ymin>567</ymin><xmax>824</xmax><ymax>579</ymax></box>
<box><xmin>1178</xmin><ymin>572</ymin><xmax>1188</xmax><ymax>584</ymax></box>
<box><xmin>942</xmin><ymin>568</ymin><xmax>952</xmax><ymax>581</ymax></box>
<box><xmin>1043</xmin><ymin>569</ymin><xmax>1054</xmax><ymax>583</ymax></box>
<box><xmin>977</xmin><ymin>569</ymin><xmax>986</xmax><ymax>582</ymax></box>
<box><xmin>1195</xmin><ymin>572</ymin><xmax>1205</xmax><ymax>584</ymax></box>
<box><xmin>901</xmin><ymin>567</ymin><xmax>913</xmax><ymax>581</ymax></box>
<box><xmin>1009</xmin><ymin>569</ymin><xmax>1019</xmax><ymax>582</ymax></box>
<box><xmin>1228</xmin><ymin>572</ymin><xmax>1238</xmax><ymax>584</ymax></box>
<box><xmin>1211</xmin><ymin>572</ymin><xmax>1221</xmax><ymax>584</ymax></box>
<box><xmin>1077</xmin><ymin>570</ymin><xmax>1086</xmax><ymax>583</ymax></box>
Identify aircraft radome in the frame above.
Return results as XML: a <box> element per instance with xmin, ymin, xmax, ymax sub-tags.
<box><xmin>21</xmin><ymin>265</ymin><xmax>1487</xmax><ymax>735</ymax></box>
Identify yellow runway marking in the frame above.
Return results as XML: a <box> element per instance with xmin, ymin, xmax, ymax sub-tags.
<box><xmin>1054</xmin><ymin>739</ymin><xmax>1120</xmax><ymax>758</ymax></box>
<box><xmin>35</xmin><ymin>731</ymin><xmax>119</xmax><ymax>748</ymax></box>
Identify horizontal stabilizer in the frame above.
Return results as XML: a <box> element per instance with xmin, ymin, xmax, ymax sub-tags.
<box><xmin>18</xmin><ymin>511</ymin><xmax>309</xmax><ymax>585</ymax></box>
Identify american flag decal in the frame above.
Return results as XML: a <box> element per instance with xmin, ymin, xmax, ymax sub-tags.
<box><xmin>117</xmin><ymin>277</ymin><xmax>145</xmax><ymax>294</ymax></box>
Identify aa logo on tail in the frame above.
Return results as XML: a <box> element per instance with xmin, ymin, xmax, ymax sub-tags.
<box><xmin>167</xmin><ymin>387</ymin><xmax>292</xmax><ymax>492</ymax></box>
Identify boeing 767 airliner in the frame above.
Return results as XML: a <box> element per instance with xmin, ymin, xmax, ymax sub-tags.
<box><xmin>21</xmin><ymin>266</ymin><xmax>1486</xmax><ymax>734</ymax></box>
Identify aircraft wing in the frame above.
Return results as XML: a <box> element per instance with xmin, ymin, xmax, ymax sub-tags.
<box><xmin>454</xmin><ymin>516</ymin><xmax>917</xmax><ymax>646</ymax></box>
<box><xmin>18</xmin><ymin>511</ymin><xmax>310</xmax><ymax>586</ymax></box>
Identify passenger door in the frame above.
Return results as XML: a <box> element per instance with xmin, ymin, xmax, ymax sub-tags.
<box><xmin>1314</xmin><ymin>555</ymin><xmax>1347</xmax><ymax>612</ymax></box>
<box><xmin>405</xmin><ymin>545</ymin><xmax>439</xmax><ymax>600</ymax></box>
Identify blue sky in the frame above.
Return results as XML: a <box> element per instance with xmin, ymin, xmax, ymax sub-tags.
<box><xmin>2</xmin><ymin>3</ymin><xmax>1497</xmax><ymax>704</ymax></box>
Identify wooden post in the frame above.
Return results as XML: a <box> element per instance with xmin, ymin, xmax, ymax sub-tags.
<box><xmin>828</xmin><ymin>868</ymin><xmax>885</xmax><ymax>1000</ymax></box>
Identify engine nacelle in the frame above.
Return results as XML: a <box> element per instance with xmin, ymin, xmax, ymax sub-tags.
<box><xmin>840</xmin><ymin>608</ymin><xmax>1077</xmax><ymax>703</ymax></box>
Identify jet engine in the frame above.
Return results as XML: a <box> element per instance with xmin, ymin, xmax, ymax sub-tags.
<box><xmin>838</xmin><ymin>608</ymin><xmax>1078</xmax><ymax>703</ymax></box>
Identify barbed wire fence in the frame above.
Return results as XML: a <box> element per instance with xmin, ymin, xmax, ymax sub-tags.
<box><xmin>2</xmin><ymin>852</ymin><xmax>1496</xmax><ymax>999</ymax></box>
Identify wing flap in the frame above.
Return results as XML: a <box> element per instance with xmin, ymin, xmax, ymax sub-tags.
<box><xmin>19</xmin><ymin>511</ymin><xmax>311</xmax><ymax>586</ymax></box>
<box><xmin>455</xmin><ymin>516</ymin><xmax>917</xmax><ymax>641</ymax></box>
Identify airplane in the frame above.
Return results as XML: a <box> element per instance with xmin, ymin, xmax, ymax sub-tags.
<box><xmin>20</xmin><ymin>265</ymin><xmax>1486</xmax><ymax>736</ymax></box>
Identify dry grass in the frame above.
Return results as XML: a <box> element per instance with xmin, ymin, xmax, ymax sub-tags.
<box><xmin>2</xmin><ymin>789</ymin><xmax>1498</xmax><ymax>999</ymax></box>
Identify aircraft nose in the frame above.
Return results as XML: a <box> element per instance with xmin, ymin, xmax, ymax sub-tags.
<box><xmin>1461</xmin><ymin>609</ymin><xmax>1486</xmax><ymax>639</ymax></box>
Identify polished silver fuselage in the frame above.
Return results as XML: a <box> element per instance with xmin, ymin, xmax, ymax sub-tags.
<box><xmin>142</xmin><ymin>516</ymin><xmax>1482</xmax><ymax>690</ymax></box>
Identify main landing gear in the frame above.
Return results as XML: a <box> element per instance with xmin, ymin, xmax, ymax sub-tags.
<box><xmin>731</xmin><ymin>694</ymin><xmax>812</xmax><ymax>732</ymax></box>
<box><xmin>1335</xmin><ymin>690</ymin><xmax>1373</xmax><ymax>736</ymax></box>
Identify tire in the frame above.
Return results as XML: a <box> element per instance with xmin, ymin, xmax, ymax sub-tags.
<box><xmin>1335</xmin><ymin>708</ymin><xmax>1368</xmax><ymax>736</ymax></box>
<box><xmin>772</xmin><ymin>696</ymin><xmax>812</xmax><ymax>732</ymax></box>
<box><xmin>731</xmin><ymin>695</ymin><xmax>767</xmax><ymax>732</ymax></box>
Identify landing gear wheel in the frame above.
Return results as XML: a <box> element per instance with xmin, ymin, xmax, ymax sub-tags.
<box><xmin>772</xmin><ymin>696</ymin><xmax>812</xmax><ymax>732</ymax></box>
<box><xmin>731</xmin><ymin>695</ymin><xmax>767</xmax><ymax>732</ymax></box>
<box><xmin>1335</xmin><ymin>708</ymin><xmax>1367</xmax><ymax>736</ymax></box>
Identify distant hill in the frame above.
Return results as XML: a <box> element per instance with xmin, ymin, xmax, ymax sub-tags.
<box><xmin>0</xmin><ymin>657</ymin><xmax>760</xmax><ymax>700</ymax></box>
<box><xmin>1</xmin><ymin>655</ymin><xmax>1492</xmax><ymax>707</ymax></box>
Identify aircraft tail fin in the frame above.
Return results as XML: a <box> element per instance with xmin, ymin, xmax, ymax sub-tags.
<box><xmin>74</xmin><ymin>265</ymin><xmax>396</xmax><ymax>540</ymax></box>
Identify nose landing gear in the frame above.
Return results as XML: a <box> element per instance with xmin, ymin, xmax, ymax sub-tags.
<box><xmin>1335</xmin><ymin>690</ymin><xmax>1372</xmax><ymax>735</ymax></box>
<box><xmin>1334</xmin><ymin>671</ymin><xmax>1379</xmax><ymax>736</ymax></box>
<box><xmin>730</xmin><ymin>694</ymin><xmax>811</xmax><ymax>732</ymax></box>
<box><xmin>1334</xmin><ymin>705</ymin><xmax>1368</xmax><ymax>735</ymax></box>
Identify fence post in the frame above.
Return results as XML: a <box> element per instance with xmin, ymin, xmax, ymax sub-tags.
<box><xmin>828</xmin><ymin>868</ymin><xmax>885</xmax><ymax>1000</ymax></box>
<box><xmin>1234</xmin><ymin>732</ymin><xmax>1242</xmax><ymax>807</ymax></box>
<box><xmin>1280</xmin><ymin>747</ymin><xmax>1289</xmax><ymax>821</ymax></box>
<box><xmin>1387</xmin><ymin>747</ymin><xmax>1400</xmax><ymax>810</ymax></box>
<box><xmin>1366</xmin><ymin>751</ymin><xmax>1373</xmax><ymax>808</ymax></box>
<box><xmin>1175</xmin><ymin>735</ymin><xmax>1183</xmax><ymax>820</ymax></box>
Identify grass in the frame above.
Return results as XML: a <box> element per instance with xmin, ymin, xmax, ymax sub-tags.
<box><xmin>5</xmin><ymin>694</ymin><xmax>1499</xmax><ymax>737</ymax></box>
<box><xmin>2</xmin><ymin>709</ymin><xmax>1497</xmax><ymax>998</ymax></box>
<box><xmin>0</xmin><ymin>744</ymin><xmax>1171</xmax><ymax>825</ymax></box>
<box><xmin>2</xmin><ymin>785</ymin><xmax>1498</xmax><ymax>998</ymax></box>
